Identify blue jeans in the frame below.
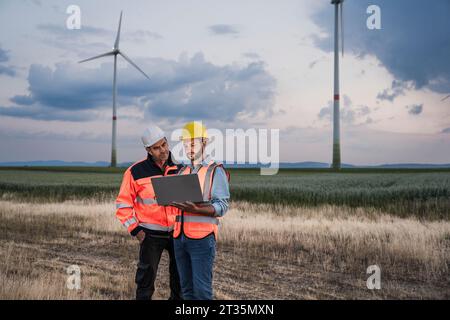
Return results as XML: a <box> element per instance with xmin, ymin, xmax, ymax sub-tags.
<box><xmin>173</xmin><ymin>233</ymin><xmax>216</xmax><ymax>300</ymax></box>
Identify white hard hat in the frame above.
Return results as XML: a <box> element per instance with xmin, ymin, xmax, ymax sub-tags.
<box><xmin>141</xmin><ymin>124</ymin><xmax>166</xmax><ymax>148</ymax></box>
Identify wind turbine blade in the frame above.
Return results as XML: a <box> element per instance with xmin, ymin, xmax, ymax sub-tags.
<box><xmin>442</xmin><ymin>94</ymin><xmax>450</xmax><ymax>101</ymax></box>
<box><xmin>119</xmin><ymin>51</ymin><xmax>150</xmax><ymax>80</ymax></box>
<box><xmin>114</xmin><ymin>11</ymin><xmax>123</xmax><ymax>50</ymax></box>
<box><xmin>78</xmin><ymin>51</ymin><xmax>115</xmax><ymax>63</ymax></box>
<box><xmin>340</xmin><ymin>2</ymin><xmax>344</xmax><ymax>57</ymax></box>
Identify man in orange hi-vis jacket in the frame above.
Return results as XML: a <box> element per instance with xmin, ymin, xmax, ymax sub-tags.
<box><xmin>115</xmin><ymin>124</ymin><xmax>182</xmax><ymax>300</ymax></box>
<box><xmin>170</xmin><ymin>121</ymin><xmax>230</xmax><ymax>300</ymax></box>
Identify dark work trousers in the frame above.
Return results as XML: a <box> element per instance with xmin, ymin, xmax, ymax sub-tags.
<box><xmin>135</xmin><ymin>233</ymin><xmax>182</xmax><ymax>300</ymax></box>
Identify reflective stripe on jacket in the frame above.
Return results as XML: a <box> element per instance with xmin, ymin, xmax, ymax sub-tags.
<box><xmin>173</xmin><ymin>160</ymin><xmax>230</xmax><ymax>240</ymax></box>
<box><xmin>115</xmin><ymin>152</ymin><xmax>181</xmax><ymax>234</ymax></box>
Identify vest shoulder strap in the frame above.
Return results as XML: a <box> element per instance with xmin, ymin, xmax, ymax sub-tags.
<box><xmin>202</xmin><ymin>161</ymin><xmax>222</xmax><ymax>200</ymax></box>
<box><xmin>177</xmin><ymin>165</ymin><xmax>190</xmax><ymax>175</ymax></box>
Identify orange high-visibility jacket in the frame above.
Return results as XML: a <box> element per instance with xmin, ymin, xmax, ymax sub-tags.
<box><xmin>173</xmin><ymin>160</ymin><xmax>230</xmax><ymax>240</ymax></box>
<box><xmin>115</xmin><ymin>152</ymin><xmax>182</xmax><ymax>235</ymax></box>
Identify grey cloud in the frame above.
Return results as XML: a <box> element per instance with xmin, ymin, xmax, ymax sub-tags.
<box><xmin>0</xmin><ymin>45</ymin><xmax>16</xmax><ymax>77</ymax></box>
<box><xmin>143</xmin><ymin>55</ymin><xmax>276</xmax><ymax>121</ymax></box>
<box><xmin>406</xmin><ymin>104</ymin><xmax>423</xmax><ymax>115</ymax></box>
<box><xmin>37</xmin><ymin>23</ymin><xmax>163</xmax><ymax>40</ymax></box>
<box><xmin>27</xmin><ymin>0</ymin><xmax>42</xmax><ymax>6</ymax></box>
<box><xmin>0</xmin><ymin>47</ymin><xmax>9</xmax><ymax>63</ymax></box>
<box><xmin>39</xmin><ymin>23</ymin><xmax>163</xmax><ymax>41</ymax></box>
<box><xmin>0</xmin><ymin>104</ymin><xmax>95</xmax><ymax>122</ymax></box>
<box><xmin>127</xmin><ymin>30</ymin><xmax>163</xmax><ymax>41</ymax></box>
<box><xmin>36</xmin><ymin>23</ymin><xmax>162</xmax><ymax>55</ymax></box>
<box><xmin>376</xmin><ymin>80</ymin><xmax>411</xmax><ymax>102</ymax></box>
<box><xmin>308</xmin><ymin>57</ymin><xmax>326</xmax><ymax>69</ymax></box>
<box><xmin>243</xmin><ymin>52</ymin><xmax>261</xmax><ymax>60</ymax></box>
<box><xmin>317</xmin><ymin>104</ymin><xmax>331</xmax><ymax>120</ymax></box>
<box><xmin>441</xmin><ymin>127</ymin><xmax>450</xmax><ymax>134</ymax></box>
<box><xmin>318</xmin><ymin>95</ymin><xmax>372</xmax><ymax>125</ymax></box>
<box><xmin>308</xmin><ymin>60</ymin><xmax>319</xmax><ymax>69</ymax></box>
<box><xmin>209</xmin><ymin>24</ymin><xmax>240</xmax><ymax>35</ymax></box>
<box><xmin>0</xmin><ymin>127</ymin><xmax>138</xmax><ymax>145</ymax></box>
<box><xmin>311</xmin><ymin>0</ymin><xmax>450</xmax><ymax>96</ymax></box>
<box><xmin>37</xmin><ymin>23</ymin><xmax>111</xmax><ymax>37</ymax></box>
<box><xmin>0</xmin><ymin>65</ymin><xmax>16</xmax><ymax>77</ymax></box>
<box><xmin>343</xmin><ymin>95</ymin><xmax>352</xmax><ymax>108</ymax></box>
<box><xmin>10</xmin><ymin>95</ymin><xmax>34</xmax><ymax>105</ymax></box>
<box><xmin>1</xmin><ymin>53</ymin><xmax>276</xmax><ymax>122</ymax></box>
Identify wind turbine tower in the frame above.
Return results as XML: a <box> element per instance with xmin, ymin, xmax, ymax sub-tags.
<box><xmin>79</xmin><ymin>11</ymin><xmax>150</xmax><ymax>167</ymax></box>
<box><xmin>331</xmin><ymin>0</ymin><xmax>344</xmax><ymax>170</ymax></box>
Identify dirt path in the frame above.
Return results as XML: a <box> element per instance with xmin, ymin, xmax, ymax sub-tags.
<box><xmin>2</xmin><ymin>237</ymin><xmax>448</xmax><ymax>300</ymax></box>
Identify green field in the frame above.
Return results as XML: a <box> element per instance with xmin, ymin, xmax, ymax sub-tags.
<box><xmin>0</xmin><ymin>167</ymin><xmax>449</xmax><ymax>219</ymax></box>
<box><xmin>1</xmin><ymin>166</ymin><xmax>449</xmax><ymax>299</ymax></box>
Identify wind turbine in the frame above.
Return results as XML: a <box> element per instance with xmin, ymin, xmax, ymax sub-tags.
<box><xmin>331</xmin><ymin>0</ymin><xmax>344</xmax><ymax>170</ymax></box>
<box><xmin>442</xmin><ymin>94</ymin><xmax>450</xmax><ymax>102</ymax></box>
<box><xmin>79</xmin><ymin>11</ymin><xmax>150</xmax><ymax>167</ymax></box>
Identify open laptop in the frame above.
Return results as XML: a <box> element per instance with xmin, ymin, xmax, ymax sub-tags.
<box><xmin>152</xmin><ymin>173</ymin><xmax>207</xmax><ymax>206</ymax></box>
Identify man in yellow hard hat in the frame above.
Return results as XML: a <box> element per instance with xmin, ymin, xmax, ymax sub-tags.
<box><xmin>170</xmin><ymin>121</ymin><xmax>230</xmax><ymax>300</ymax></box>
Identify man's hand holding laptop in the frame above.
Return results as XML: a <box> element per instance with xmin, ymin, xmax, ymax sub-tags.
<box><xmin>170</xmin><ymin>201</ymin><xmax>216</xmax><ymax>216</ymax></box>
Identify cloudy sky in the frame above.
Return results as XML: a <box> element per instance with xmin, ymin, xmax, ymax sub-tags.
<box><xmin>0</xmin><ymin>0</ymin><xmax>449</xmax><ymax>165</ymax></box>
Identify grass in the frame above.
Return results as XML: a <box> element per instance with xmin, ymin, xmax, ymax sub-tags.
<box><xmin>231</xmin><ymin>171</ymin><xmax>450</xmax><ymax>219</ymax></box>
<box><xmin>0</xmin><ymin>168</ymin><xmax>449</xmax><ymax>219</ymax></box>
<box><xmin>0</xmin><ymin>200</ymin><xmax>448</xmax><ymax>299</ymax></box>
<box><xmin>0</xmin><ymin>166</ymin><xmax>449</xmax><ymax>299</ymax></box>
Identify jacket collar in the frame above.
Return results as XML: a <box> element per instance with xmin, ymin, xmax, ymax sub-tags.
<box><xmin>147</xmin><ymin>151</ymin><xmax>178</xmax><ymax>168</ymax></box>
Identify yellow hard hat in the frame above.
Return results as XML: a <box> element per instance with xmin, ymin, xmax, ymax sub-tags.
<box><xmin>180</xmin><ymin>121</ymin><xmax>208</xmax><ymax>140</ymax></box>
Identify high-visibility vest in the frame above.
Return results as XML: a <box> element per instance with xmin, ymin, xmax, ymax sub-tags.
<box><xmin>173</xmin><ymin>160</ymin><xmax>230</xmax><ymax>240</ymax></box>
<box><xmin>116</xmin><ymin>156</ymin><xmax>181</xmax><ymax>234</ymax></box>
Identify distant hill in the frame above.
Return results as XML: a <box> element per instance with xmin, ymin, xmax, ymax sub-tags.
<box><xmin>227</xmin><ymin>162</ymin><xmax>355</xmax><ymax>168</ymax></box>
<box><xmin>369</xmin><ymin>163</ymin><xmax>450</xmax><ymax>168</ymax></box>
<box><xmin>0</xmin><ymin>160</ymin><xmax>111</xmax><ymax>167</ymax></box>
<box><xmin>1</xmin><ymin>160</ymin><xmax>449</xmax><ymax>169</ymax></box>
